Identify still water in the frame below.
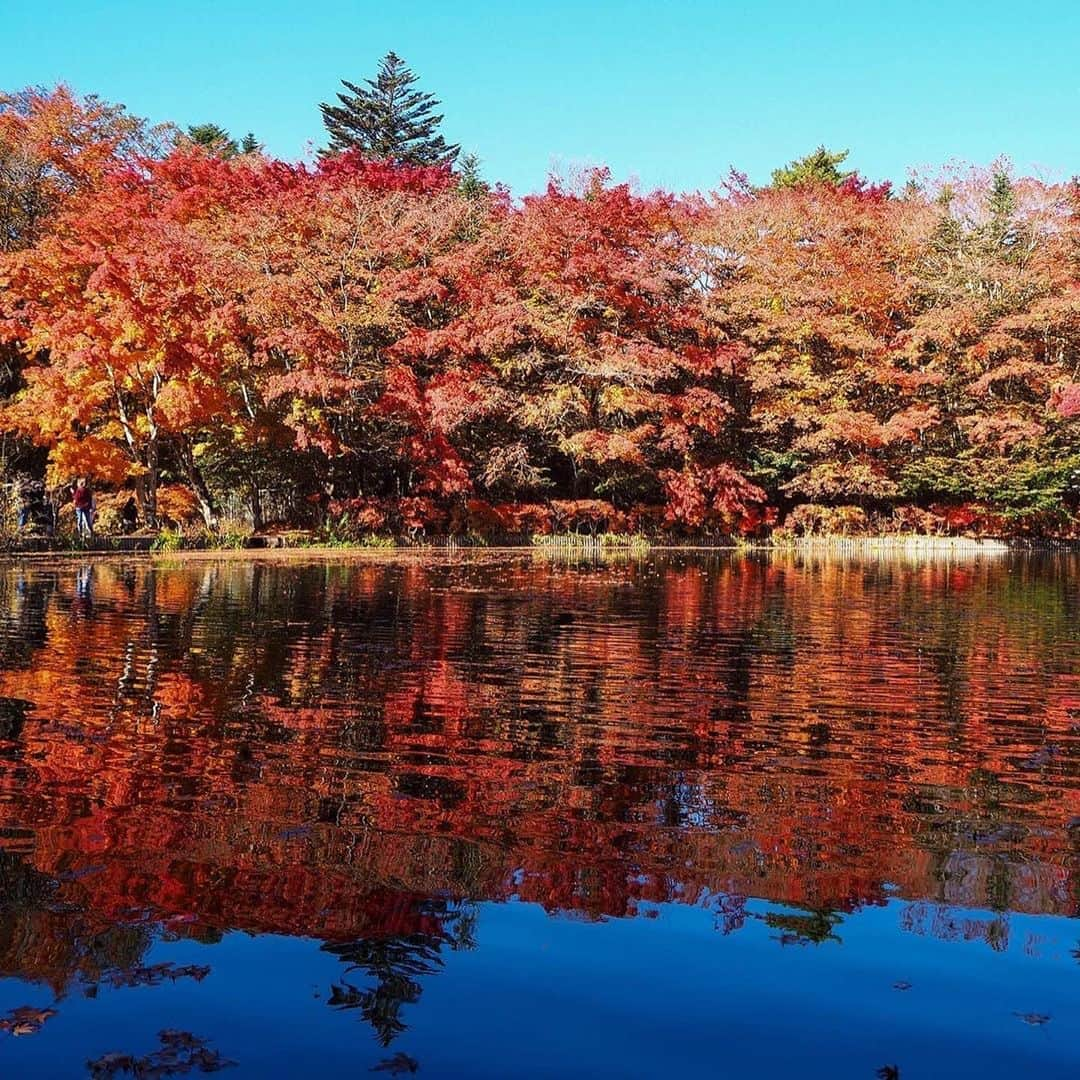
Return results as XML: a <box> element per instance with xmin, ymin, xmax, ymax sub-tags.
<box><xmin>0</xmin><ymin>549</ymin><xmax>1078</xmax><ymax>1078</ymax></box>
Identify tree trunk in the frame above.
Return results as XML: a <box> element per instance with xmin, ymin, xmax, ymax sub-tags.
<box><xmin>179</xmin><ymin>438</ymin><xmax>219</xmax><ymax>530</ymax></box>
<box><xmin>249</xmin><ymin>484</ymin><xmax>263</xmax><ymax>532</ymax></box>
<box><xmin>144</xmin><ymin>437</ymin><xmax>159</xmax><ymax>528</ymax></box>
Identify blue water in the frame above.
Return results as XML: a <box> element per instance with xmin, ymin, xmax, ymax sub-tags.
<box><xmin>3</xmin><ymin>899</ymin><xmax>1077</xmax><ymax>1077</ymax></box>
<box><xmin>0</xmin><ymin>551</ymin><xmax>1077</xmax><ymax>1077</ymax></box>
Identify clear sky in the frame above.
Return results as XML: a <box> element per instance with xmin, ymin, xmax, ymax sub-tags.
<box><xmin>5</xmin><ymin>0</ymin><xmax>1080</xmax><ymax>195</ymax></box>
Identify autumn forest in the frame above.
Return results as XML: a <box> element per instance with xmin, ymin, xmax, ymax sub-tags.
<box><xmin>4</xmin><ymin>76</ymin><xmax>1080</xmax><ymax>541</ymax></box>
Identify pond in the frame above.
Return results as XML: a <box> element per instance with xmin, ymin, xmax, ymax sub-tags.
<box><xmin>0</xmin><ymin>549</ymin><xmax>1078</xmax><ymax>1078</ymax></box>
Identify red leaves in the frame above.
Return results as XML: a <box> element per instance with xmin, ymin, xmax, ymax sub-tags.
<box><xmin>314</xmin><ymin>151</ymin><xmax>455</xmax><ymax>194</ymax></box>
<box><xmin>661</xmin><ymin>465</ymin><xmax>770</xmax><ymax>533</ymax></box>
<box><xmin>4</xmin><ymin>99</ymin><xmax>1080</xmax><ymax>537</ymax></box>
<box><xmin>464</xmin><ymin>499</ymin><xmax>554</xmax><ymax>535</ymax></box>
<box><xmin>550</xmin><ymin>499</ymin><xmax>623</xmax><ymax>533</ymax></box>
<box><xmin>426</xmin><ymin>366</ymin><xmax>501</xmax><ymax>433</ymax></box>
<box><xmin>837</xmin><ymin>175</ymin><xmax>893</xmax><ymax>202</ymax></box>
<box><xmin>406</xmin><ymin>434</ymin><xmax>472</xmax><ymax>496</ymax></box>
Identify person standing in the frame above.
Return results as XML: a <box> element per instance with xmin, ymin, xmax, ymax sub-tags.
<box><xmin>72</xmin><ymin>478</ymin><xmax>94</xmax><ymax>539</ymax></box>
<box><xmin>17</xmin><ymin>490</ymin><xmax>33</xmax><ymax>529</ymax></box>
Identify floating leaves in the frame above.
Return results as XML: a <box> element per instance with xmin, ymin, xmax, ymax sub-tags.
<box><xmin>87</xmin><ymin>1030</ymin><xmax>235</xmax><ymax>1078</ymax></box>
<box><xmin>1014</xmin><ymin>1012</ymin><xmax>1051</xmax><ymax>1027</ymax></box>
<box><xmin>0</xmin><ymin>1005</ymin><xmax>57</xmax><ymax>1037</ymax></box>
<box><xmin>370</xmin><ymin>1052</ymin><xmax>420</xmax><ymax>1075</ymax></box>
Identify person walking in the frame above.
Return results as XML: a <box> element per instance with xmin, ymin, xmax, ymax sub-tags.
<box><xmin>72</xmin><ymin>478</ymin><xmax>95</xmax><ymax>539</ymax></box>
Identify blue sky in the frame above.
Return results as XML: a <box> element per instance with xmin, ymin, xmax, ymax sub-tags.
<box><xmin>5</xmin><ymin>0</ymin><xmax>1080</xmax><ymax>194</ymax></box>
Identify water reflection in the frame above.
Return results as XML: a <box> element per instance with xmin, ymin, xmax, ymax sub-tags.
<box><xmin>0</xmin><ymin>551</ymin><xmax>1078</xmax><ymax>1071</ymax></box>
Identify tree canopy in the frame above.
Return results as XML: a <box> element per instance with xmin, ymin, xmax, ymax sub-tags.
<box><xmin>1</xmin><ymin>87</ymin><xmax>1079</xmax><ymax>539</ymax></box>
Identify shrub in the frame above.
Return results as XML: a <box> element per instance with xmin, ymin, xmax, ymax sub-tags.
<box><xmin>785</xmin><ymin>504</ymin><xmax>870</xmax><ymax>536</ymax></box>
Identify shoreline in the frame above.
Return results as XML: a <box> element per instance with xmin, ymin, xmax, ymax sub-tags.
<box><xmin>0</xmin><ymin>533</ymin><xmax>1057</xmax><ymax>564</ymax></box>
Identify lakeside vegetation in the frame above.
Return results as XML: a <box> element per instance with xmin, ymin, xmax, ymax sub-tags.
<box><xmin>3</xmin><ymin>56</ymin><xmax>1080</xmax><ymax>545</ymax></box>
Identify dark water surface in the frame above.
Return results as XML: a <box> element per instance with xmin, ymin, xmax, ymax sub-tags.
<box><xmin>0</xmin><ymin>549</ymin><xmax>1078</xmax><ymax>1078</ymax></box>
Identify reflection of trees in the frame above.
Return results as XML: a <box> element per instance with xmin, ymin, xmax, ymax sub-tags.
<box><xmin>322</xmin><ymin>900</ymin><xmax>477</xmax><ymax>1045</ymax></box>
<box><xmin>0</xmin><ymin>569</ymin><xmax>54</xmax><ymax>666</ymax></box>
<box><xmin>0</xmin><ymin>696</ymin><xmax>29</xmax><ymax>746</ymax></box>
<box><xmin>0</xmin><ymin>852</ymin><xmax>161</xmax><ymax>995</ymax></box>
<box><xmin>0</xmin><ymin>553</ymin><xmax>1075</xmax><ymax>998</ymax></box>
<box><xmin>0</xmin><ymin>850</ymin><xmax>57</xmax><ymax>913</ymax></box>
<box><xmin>762</xmin><ymin>906</ymin><xmax>843</xmax><ymax>946</ymax></box>
<box><xmin>900</xmin><ymin>902</ymin><xmax>1010</xmax><ymax>952</ymax></box>
<box><xmin>327</xmin><ymin>935</ymin><xmax>437</xmax><ymax>1046</ymax></box>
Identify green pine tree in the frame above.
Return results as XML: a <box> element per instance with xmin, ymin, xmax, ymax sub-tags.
<box><xmin>987</xmin><ymin>166</ymin><xmax>1018</xmax><ymax>250</ymax></box>
<box><xmin>185</xmin><ymin>123</ymin><xmax>238</xmax><ymax>158</ymax></box>
<box><xmin>771</xmin><ymin>146</ymin><xmax>854</xmax><ymax>189</ymax></box>
<box><xmin>320</xmin><ymin>52</ymin><xmax>459</xmax><ymax>165</ymax></box>
<box><xmin>240</xmin><ymin>132</ymin><xmax>261</xmax><ymax>155</ymax></box>
<box><xmin>456</xmin><ymin>152</ymin><xmax>488</xmax><ymax>198</ymax></box>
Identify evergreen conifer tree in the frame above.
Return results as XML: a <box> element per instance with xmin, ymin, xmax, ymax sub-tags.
<box><xmin>185</xmin><ymin>123</ymin><xmax>238</xmax><ymax>158</ymax></box>
<box><xmin>456</xmin><ymin>153</ymin><xmax>488</xmax><ymax>198</ymax></box>
<box><xmin>771</xmin><ymin>146</ymin><xmax>854</xmax><ymax>189</ymax></box>
<box><xmin>320</xmin><ymin>52</ymin><xmax>459</xmax><ymax>165</ymax></box>
<box><xmin>987</xmin><ymin>167</ymin><xmax>1019</xmax><ymax>252</ymax></box>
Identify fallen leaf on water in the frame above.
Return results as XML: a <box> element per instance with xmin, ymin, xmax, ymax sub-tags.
<box><xmin>87</xmin><ymin>1030</ymin><xmax>235</xmax><ymax>1078</ymax></box>
<box><xmin>0</xmin><ymin>1005</ymin><xmax>57</xmax><ymax>1036</ymax></box>
<box><xmin>1015</xmin><ymin>1012</ymin><xmax>1051</xmax><ymax>1026</ymax></box>
<box><xmin>371</xmin><ymin>1051</ymin><xmax>420</xmax><ymax>1075</ymax></box>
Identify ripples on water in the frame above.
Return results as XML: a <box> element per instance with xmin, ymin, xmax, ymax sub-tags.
<box><xmin>0</xmin><ymin>550</ymin><xmax>1078</xmax><ymax>1077</ymax></box>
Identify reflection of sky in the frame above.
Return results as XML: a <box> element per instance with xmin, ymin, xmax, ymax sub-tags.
<box><xmin>2</xmin><ymin>897</ymin><xmax>1077</xmax><ymax>1078</ymax></box>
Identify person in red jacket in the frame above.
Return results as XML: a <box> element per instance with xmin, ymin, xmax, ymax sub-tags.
<box><xmin>72</xmin><ymin>478</ymin><xmax>95</xmax><ymax>539</ymax></box>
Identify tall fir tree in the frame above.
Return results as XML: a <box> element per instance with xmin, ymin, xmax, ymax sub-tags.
<box><xmin>320</xmin><ymin>52</ymin><xmax>459</xmax><ymax>165</ymax></box>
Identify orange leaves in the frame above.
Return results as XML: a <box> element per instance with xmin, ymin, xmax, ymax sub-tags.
<box><xmin>155</xmin><ymin>484</ymin><xmax>202</xmax><ymax>526</ymax></box>
<box><xmin>960</xmin><ymin>413</ymin><xmax>1046</xmax><ymax>452</ymax></box>
<box><xmin>967</xmin><ymin>358</ymin><xmax>1049</xmax><ymax>398</ymax></box>
<box><xmin>559</xmin><ymin>427</ymin><xmax>653</xmax><ymax>468</ymax></box>
<box><xmin>45</xmin><ymin>436</ymin><xmax>131</xmax><ymax>486</ymax></box>
<box><xmin>549</xmin><ymin>499</ymin><xmax>623</xmax><ymax>532</ymax></box>
<box><xmin>880</xmin><ymin>405</ymin><xmax>939</xmax><ymax>444</ymax></box>
<box><xmin>154</xmin><ymin>379</ymin><xmax>232</xmax><ymax>430</ymax></box>
<box><xmin>784</xmin><ymin>460</ymin><xmax>900</xmax><ymax>502</ymax></box>
<box><xmin>0</xmin><ymin>86</ymin><xmax>162</xmax><ymax>253</ymax></box>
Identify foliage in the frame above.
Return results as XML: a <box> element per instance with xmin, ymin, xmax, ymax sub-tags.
<box><xmin>183</xmin><ymin>122</ymin><xmax>238</xmax><ymax>158</ymax></box>
<box><xmin>1</xmin><ymin>86</ymin><xmax>1079</xmax><ymax>539</ymax></box>
<box><xmin>770</xmin><ymin>146</ymin><xmax>855</xmax><ymax>189</ymax></box>
<box><xmin>785</xmin><ymin>504</ymin><xmax>870</xmax><ymax>537</ymax></box>
<box><xmin>150</xmin><ymin>528</ymin><xmax>184</xmax><ymax>553</ymax></box>
<box><xmin>456</xmin><ymin>152</ymin><xmax>488</xmax><ymax>198</ymax></box>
